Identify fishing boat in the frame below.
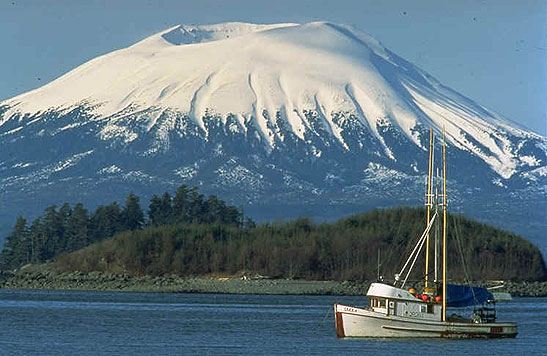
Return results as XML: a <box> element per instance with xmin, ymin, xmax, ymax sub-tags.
<box><xmin>334</xmin><ymin>128</ymin><xmax>517</xmax><ymax>338</ymax></box>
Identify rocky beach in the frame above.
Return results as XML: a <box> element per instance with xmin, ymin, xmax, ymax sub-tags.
<box><xmin>1</xmin><ymin>265</ymin><xmax>546</xmax><ymax>297</ymax></box>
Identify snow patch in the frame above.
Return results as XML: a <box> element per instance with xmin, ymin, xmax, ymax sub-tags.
<box><xmin>174</xmin><ymin>166</ymin><xmax>198</xmax><ymax>180</ymax></box>
<box><xmin>99</xmin><ymin>165</ymin><xmax>122</xmax><ymax>175</ymax></box>
<box><xmin>520</xmin><ymin>155</ymin><xmax>540</xmax><ymax>167</ymax></box>
<box><xmin>215</xmin><ymin>160</ymin><xmax>267</xmax><ymax>190</ymax></box>
<box><xmin>122</xmin><ymin>170</ymin><xmax>155</xmax><ymax>183</ymax></box>
<box><xmin>1</xmin><ymin>126</ymin><xmax>23</xmax><ymax>136</ymax></box>
<box><xmin>520</xmin><ymin>166</ymin><xmax>547</xmax><ymax>181</ymax></box>
<box><xmin>492</xmin><ymin>178</ymin><xmax>506</xmax><ymax>188</ymax></box>
<box><xmin>11</xmin><ymin>162</ymin><xmax>34</xmax><ymax>168</ymax></box>
<box><xmin>52</xmin><ymin>150</ymin><xmax>94</xmax><ymax>172</ymax></box>
<box><xmin>99</xmin><ymin>124</ymin><xmax>138</xmax><ymax>143</ymax></box>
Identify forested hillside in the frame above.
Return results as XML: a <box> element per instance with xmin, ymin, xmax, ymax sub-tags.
<box><xmin>55</xmin><ymin>208</ymin><xmax>545</xmax><ymax>281</ymax></box>
<box><xmin>0</xmin><ymin>185</ymin><xmax>245</xmax><ymax>270</ymax></box>
<box><xmin>2</xmin><ymin>185</ymin><xmax>544</xmax><ymax>282</ymax></box>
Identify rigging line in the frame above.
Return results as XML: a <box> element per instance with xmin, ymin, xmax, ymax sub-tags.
<box><xmin>451</xmin><ymin>216</ymin><xmax>472</xmax><ymax>286</ymax></box>
<box><xmin>402</xmin><ymin>225</ymin><xmax>430</xmax><ymax>288</ymax></box>
<box><xmin>389</xmin><ymin>209</ymin><xmax>409</xmax><ymax>275</ymax></box>
<box><xmin>401</xmin><ymin>212</ymin><xmax>438</xmax><ymax>288</ymax></box>
<box><xmin>397</xmin><ymin>212</ymin><xmax>438</xmax><ymax>283</ymax></box>
<box><xmin>397</xmin><ymin>217</ymin><xmax>429</xmax><ymax>281</ymax></box>
<box><xmin>451</xmin><ymin>214</ymin><xmax>479</xmax><ymax>306</ymax></box>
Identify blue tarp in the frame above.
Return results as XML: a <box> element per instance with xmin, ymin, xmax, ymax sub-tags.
<box><xmin>445</xmin><ymin>284</ymin><xmax>493</xmax><ymax>307</ymax></box>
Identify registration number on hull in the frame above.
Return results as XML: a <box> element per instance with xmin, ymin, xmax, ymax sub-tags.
<box><xmin>343</xmin><ymin>306</ymin><xmax>360</xmax><ymax>313</ymax></box>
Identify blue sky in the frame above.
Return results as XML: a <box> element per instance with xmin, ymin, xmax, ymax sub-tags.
<box><xmin>0</xmin><ymin>0</ymin><xmax>545</xmax><ymax>134</ymax></box>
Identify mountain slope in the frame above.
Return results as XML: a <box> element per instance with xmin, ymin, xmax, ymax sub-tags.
<box><xmin>0</xmin><ymin>22</ymin><xmax>545</xmax><ymax>254</ymax></box>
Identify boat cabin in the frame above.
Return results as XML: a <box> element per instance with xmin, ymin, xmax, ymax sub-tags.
<box><xmin>367</xmin><ymin>283</ymin><xmax>442</xmax><ymax>321</ymax></box>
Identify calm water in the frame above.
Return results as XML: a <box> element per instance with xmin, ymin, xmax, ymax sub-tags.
<box><xmin>0</xmin><ymin>290</ymin><xmax>545</xmax><ymax>355</ymax></box>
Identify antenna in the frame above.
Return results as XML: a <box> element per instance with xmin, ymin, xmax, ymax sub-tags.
<box><xmin>377</xmin><ymin>248</ymin><xmax>381</xmax><ymax>281</ymax></box>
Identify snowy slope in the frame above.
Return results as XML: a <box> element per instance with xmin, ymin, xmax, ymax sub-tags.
<box><xmin>2</xmin><ymin>22</ymin><xmax>544</xmax><ymax>180</ymax></box>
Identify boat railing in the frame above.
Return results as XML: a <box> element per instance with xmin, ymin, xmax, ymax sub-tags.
<box><xmin>474</xmin><ymin>299</ymin><xmax>497</xmax><ymax>323</ymax></box>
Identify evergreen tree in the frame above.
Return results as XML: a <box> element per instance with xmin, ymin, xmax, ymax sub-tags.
<box><xmin>57</xmin><ymin>203</ymin><xmax>72</xmax><ymax>252</ymax></box>
<box><xmin>159</xmin><ymin>192</ymin><xmax>173</xmax><ymax>224</ymax></box>
<box><xmin>173</xmin><ymin>185</ymin><xmax>190</xmax><ymax>223</ymax></box>
<box><xmin>189</xmin><ymin>187</ymin><xmax>206</xmax><ymax>223</ymax></box>
<box><xmin>148</xmin><ymin>192</ymin><xmax>173</xmax><ymax>226</ymax></box>
<box><xmin>205</xmin><ymin>195</ymin><xmax>222</xmax><ymax>223</ymax></box>
<box><xmin>224</xmin><ymin>206</ymin><xmax>242</xmax><ymax>226</ymax></box>
<box><xmin>90</xmin><ymin>203</ymin><xmax>123</xmax><ymax>240</ymax></box>
<box><xmin>66</xmin><ymin>203</ymin><xmax>89</xmax><ymax>250</ymax></box>
<box><xmin>122</xmin><ymin>192</ymin><xmax>144</xmax><ymax>231</ymax></box>
<box><xmin>42</xmin><ymin>205</ymin><xmax>64</xmax><ymax>260</ymax></box>
<box><xmin>148</xmin><ymin>195</ymin><xmax>162</xmax><ymax>226</ymax></box>
<box><xmin>29</xmin><ymin>217</ymin><xmax>45</xmax><ymax>263</ymax></box>
<box><xmin>0</xmin><ymin>217</ymin><xmax>30</xmax><ymax>269</ymax></box>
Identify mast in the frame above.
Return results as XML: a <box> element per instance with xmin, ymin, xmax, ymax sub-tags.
<box><xmin>425</xmin><ymin>127</ymin><xmax>433</xmax><ymax>288</ymax></box>
<box><xmin>434</xmin><ymin>168</ymin><xmax>439</xmax><ymax>283</ymax></box>
<box><xmin>442</xmin><ymin>126</ymin><xmax>447</xmax><ymax>322</ymax></box>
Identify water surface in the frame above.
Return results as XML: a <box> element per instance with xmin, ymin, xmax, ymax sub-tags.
<box><xmin>0</xmin><ymin>290</ymin><xmax>545</xmax><ymax>355</ymax></box>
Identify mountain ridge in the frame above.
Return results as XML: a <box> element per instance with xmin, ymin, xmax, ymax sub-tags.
<box><xmin>2</xmin><ymin>22</ymin><xmax>543</xmax><ymax>178</ymax></box>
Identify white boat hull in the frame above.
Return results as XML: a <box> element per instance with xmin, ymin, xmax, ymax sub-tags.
<box><xmin>334</xmin><ymin>303</ymin><xmax>517</xmax><ymax>338</ymax></box>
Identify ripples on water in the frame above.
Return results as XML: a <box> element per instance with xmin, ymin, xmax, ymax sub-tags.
<box><xmin>0</xmin><ymin>290</ymin><xmax>545</xmax><ymax>355</ymax></box>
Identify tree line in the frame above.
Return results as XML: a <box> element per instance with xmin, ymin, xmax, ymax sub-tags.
<box><xmin>55</xmin><ymin>207</ymin><xmax>547</xmax><ymax>282</ymax></box>
<box><xmin>0</xmin><ymin>185</ymin><xmax>245</xmax><ymax>270</ymax></box>
<box><xmin>2</xmin><ymin>187</ymin><xmax>545</xmax><ymax>281</ymax></box>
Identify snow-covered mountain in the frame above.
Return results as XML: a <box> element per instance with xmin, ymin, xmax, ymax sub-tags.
<box><xmin>0</xmin><ymin>22</ymin><xmax>545</xmax><ymax>252</ymax></box>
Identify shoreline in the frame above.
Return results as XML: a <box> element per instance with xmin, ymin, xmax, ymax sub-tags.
<box><xmin>1</xmin><ymin>270</ymin><xmax>547</xmax><ymax>297</ymax></box>
<box><xmin>0</xmin><ymin>270</ymin><xmax>368</xmax><ymax>295</ymax></box>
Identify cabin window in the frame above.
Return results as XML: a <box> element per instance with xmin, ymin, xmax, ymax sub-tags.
<box><xmin>387</xmin><ymin>300</ymin><xmax>396</xmax><ymax>315</ymax></box>
<box><xmin>370</xmin><ymin>298</ymin><xmax>386</xmax><ymax>308</ymax></box>
<box><xmin>420</xmin><ymin>305</ymin><xmax>427</xmax><ymax>313</ymax></box>
<box><xmin>379</xmin><ymin>299</ymin><xmax>386</xmax><ymax>308</ymax></box>
<box><xmin>427</xmin><ymin>304</ymin><xmax>434</xmax><ymax>314</ymax></box>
